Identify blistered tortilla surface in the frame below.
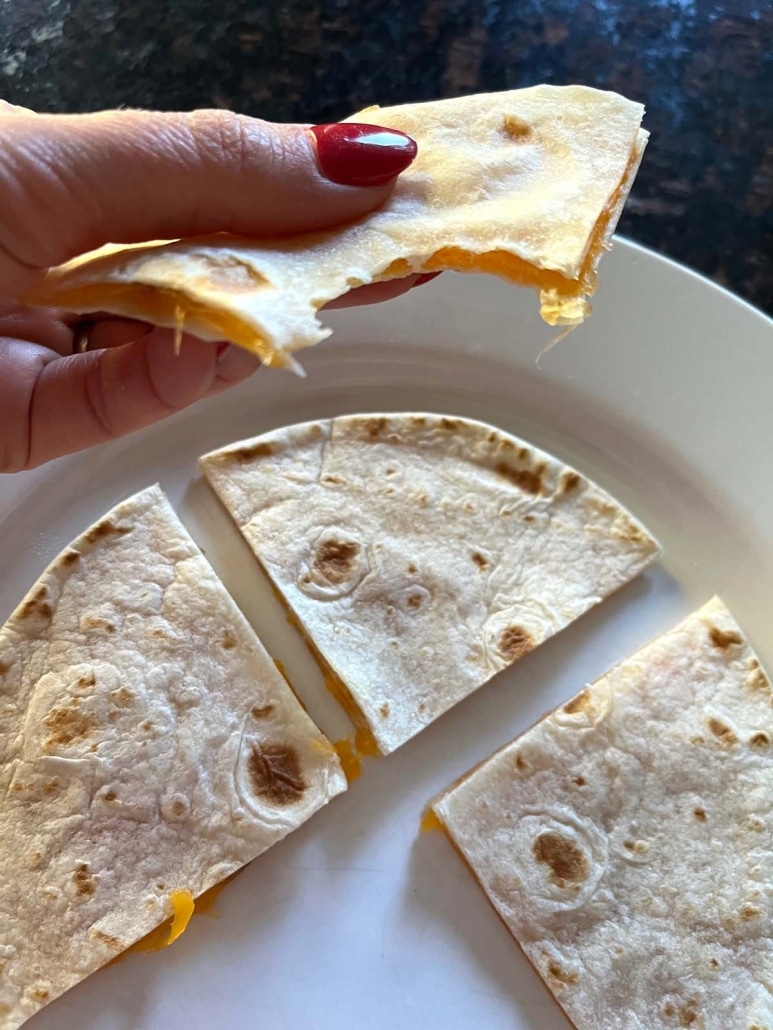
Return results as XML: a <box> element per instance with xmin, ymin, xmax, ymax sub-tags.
<box><xmin>0</xmin><ymin>485</ymin><xmax>345</xmax><ymax>1029</ymax></box>
<box><xmin>26</xmin><ymin>85</ymin><xmax>647</xmax><ymax>367</ymax></box>
<box><xmin>200</xmin><ymin>414</ymin><xmax>659</xmax><ymax>755</ymax></box>
<box><xmin>433</xmin><ymin>599</ymin><xmax>773</xmax><ymax>1030</ymax></box>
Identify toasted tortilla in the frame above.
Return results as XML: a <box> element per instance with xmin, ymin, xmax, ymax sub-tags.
<box><xmin>0</xmin><ymin>485</ymin><xmax>346</xmax><ymax>1030</ymax></box>
<box><xmin>431</xmin><ymin>599</ymin><xmax>773</xmax><ymax>1030</ymax></box>
<box><xmin>199</xmin><ymin>414</ymin><xmax>659</xmax><ymax>755</ymax></box>
<box><xmin>25</xmin><ymin>86</ymin><xmax>647</xmax><ymax>369</ymax></box>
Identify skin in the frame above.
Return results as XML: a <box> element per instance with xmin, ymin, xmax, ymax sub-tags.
<box><xmin>0</xmin><ymin>101</ymin><xmax>421</xmax><ymax>473</ymax></box>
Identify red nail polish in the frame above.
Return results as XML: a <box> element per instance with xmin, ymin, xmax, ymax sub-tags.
<box><xmin>216</xmin><ymin>342</ymin><xmax>230</xmax><ymax>358</ymax></box>
<box><xmin>310</xmin><ymin>122</ymin><xmax>418</xmax><ymax>187</ymax></box>
<box><xmin>412</xmin><ymin>272</ymin><xmax>442</xmax><ymax>287</ymax></box>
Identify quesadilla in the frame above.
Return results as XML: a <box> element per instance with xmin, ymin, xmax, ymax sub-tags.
<box><xmin>25</xmin><ymin>86</ymin><xmax>647</xmax><ymax>370</ymax></box>
<box><xmin>199</xmin><ymin>414</ymin><xmax>660</xmax><ymax>756</ymax></box>
<box><xmin>430</xmin><ymin>598</ymin><xmax>773</xmax><ymax>1030</ymax></box>
<box><xmin>0</xmin><ymin>484</ymin><xmax>346</xmax><ymax>1030</ymax></box>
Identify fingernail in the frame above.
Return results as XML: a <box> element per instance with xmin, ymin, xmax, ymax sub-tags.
<box><xmin>216</xmin><ymin>342</ymin><xmax>230</xmax><ymax>359</ymax></box>
<box><xmin>309</xmin><ymin>122</ymin><xmax>418</xmax><ymax>187</ymax></box>
<box><xmin>412</xmin><ymin>272</ymin><xmax>442</xmax><ymax>287</ymax></box>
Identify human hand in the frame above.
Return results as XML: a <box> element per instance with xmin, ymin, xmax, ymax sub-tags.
<box><xmin>0</xmin><ymin>103</ymin><xmax>421</xmax><ymax>472</ymax></box>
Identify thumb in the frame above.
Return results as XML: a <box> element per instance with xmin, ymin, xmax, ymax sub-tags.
<box><xmin>0</xmin><ymin>108</ymin><xmax>417</xmax><ymax>300</ymax></box>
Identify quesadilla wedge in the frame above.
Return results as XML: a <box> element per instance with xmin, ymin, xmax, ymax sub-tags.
<box><xmin>0</xmin><ymin>485</ymin><xmax>346</xmax><ymax>1030</ymax></box>
<box><xmin>25</xmin><ymin>86</ymin><xmax>647</xmax><ymax>370</ymax></box>
<box><xmin>199</xmin><ymin>414</ymin><xmax>660</xmax><ymax>755</ymax></box>
<box><xmin>430</xmin><ymin>599</ymin><xmax>773</xmax><ymax>1030</ymax></box>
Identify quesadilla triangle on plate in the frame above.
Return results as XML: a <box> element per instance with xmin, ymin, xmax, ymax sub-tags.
<box><xmin>430</xmin><ymin>598</ymin><xmax>773</xmax><ymax>1030</ymax></box>
<box><xmin>0</xmin><ymin>484</ymin><xmax>346</xmax><ymax>1030</ymax></box>
<box><xmin>25</xmin><ymin>85</ymin><xmax>647</xmax><ymax>370</ymax></box>
<box><xmin>199</xmin><ymin>414</ymin><xmax>660</xmax><ymax>756</ymax></box>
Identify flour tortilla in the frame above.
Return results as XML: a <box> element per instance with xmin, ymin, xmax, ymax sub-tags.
<box><xmin>0</xmin><ymin>485</ymin><xmax>346</xmax><ymax>1030</ymax></box>
<box><xmin>199</xmin><ymin>414</ymin><xmax>660</xmax><ymax>755</ymax></box>
<box><xmin>25</xmin><ymin>86</ymin><xmax>647</xmax><ymax>369</ymax></box>
<box><xmin>432</xmin><ymin>598</ymin><xmax>773</xmax><ymax>1030</ymax></box>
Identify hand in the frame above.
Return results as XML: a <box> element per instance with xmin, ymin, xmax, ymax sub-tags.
<box><xmin>0</xmin><ymin>103</ymin><xmax>421</xmax><ymax>472</ymax></box>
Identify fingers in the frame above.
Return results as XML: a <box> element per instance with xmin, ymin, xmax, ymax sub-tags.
<box><xmin>0</xmin><ymin>108</ymin><xmax>417</xmax><ymax>300</ymax></box>
<box><xmin>0</xmin><ymin>330</ymin><xmax>260</xmax><ymax>472</ymax></box>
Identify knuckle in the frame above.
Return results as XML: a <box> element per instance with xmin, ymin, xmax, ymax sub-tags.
<box><xmin>184</xmin><ymin>109</ymin><xmax>297</xmax><ymax>181</ymax></box>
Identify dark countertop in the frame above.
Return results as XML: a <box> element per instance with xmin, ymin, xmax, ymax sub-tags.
<box><xmin>2</xmin><ymin>0</ymin><xmax>771</xmax><ymax>315</ymax></box>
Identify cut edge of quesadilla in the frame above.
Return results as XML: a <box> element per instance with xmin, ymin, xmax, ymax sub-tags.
<box><xmin>427</xmin><ymin>597</ymin><xmax>773</xmax><ymax>1030</ymax></box>
<box><xmin>200</xmin><ymin>413</ymin><xmax>661</xmax><ymax>757</ymax></box>
<box><xmin>24</xmin><ymin>85</ymin><xmax>647</xmax><ymax>369</ymax></box>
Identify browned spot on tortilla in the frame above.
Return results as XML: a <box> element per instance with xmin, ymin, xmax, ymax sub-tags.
<box><xmin>81</xmin><ymin>615</ymin><xmax>115</xmax><ymax>633</ymax></box>
<box><xmin>471</xmin><ymin>551</ymin><xmax>489</xmax><ymax>569</ymax></box>
<box><xmin>364</xmin><ymin>417</ymin><xmax>388</xmax><ymax>439</ymax></box>
<box><xmin>559</xmin><ymin>470</ymin><xmax>582</xmax><ymax>494</ymax></box>
<box><xmin>747</xmin><ymin>661</ymin><xmax>771</xmax><ymax>693</ymax></box>
<box><xmin>104</xmin><ymin>790</ymin><xmax>117</xmax><ymax>802</ymax></box>
<box><xmin>707</xmin><ymin>624</ymin><xmax>743</xmax><ymax>650</ymax></box>
<box><xmin>418</xmin><ymin>701</ymin><xmax>427</xmax><ymax>714</ymax></box>
<box><xmin>171</xmin><ymin>799</ymin><xmax>186</xmax><ymax>817</ymax></box>
<box><xmin>322</xmin><ymin>474</ymin><xmax>345</xmax><ymax>485</ymax></box>
<box><xmin>19</xmin><ymin>588</ymin><xmax>53</xmax><ymax>624</ymax></box>
<box><xmin>741</xmin><ymin>903</ymin><xmax>761</xmax><ymax>920</ymax></box>
<box><xmin>74</xmin><ymin>863</ymin><xmax>96</xmax><ymax>896</ymax></box>
<box><xmin>533</xmin><ymin>831</ymin><xmax>588</xmax><ymax>885</ymax></box>
<box><xmin>512</xmin><ymin>753</ymin><xmax>527</xmax><ymax>772</ymax></box>
<box><xmin>440</xmin><ymin>417</ymin><xmax>460</xmax><ymax>431</ymax></box>
<box><xmin>0</xmin><ymin>661</ymin><xmax>8</xmax><ymax>676</ymax></box>
<box><xmin>220</xmin><ymin>629</ymin><xmax>238</xmax><ymax>650</ymax></box>
<box><xmin>562</xmin><ymin>689</ymin><xmax>592</xmax><ymax>715</ymax></box>
<box><xmin>503</xmin><ymin>113</ymin><xmax>533</xmax><ymax>140</ymax></box>
<box><xmin>623</xmin><ymin>840</ymin><xmax>636</xmax><ymax>851</ymax></box>
<box><xmin>77</xmin><ymin>672</ymin><xmax>96</xmax><ymax>688</ymax></box>
<box><xmin>694</xmin><ymin>807</ymin><xmax>707</xmax><ymax>821</ymax></box>
<box><xmin>411</xmin><ymin>416</ymin><xmax>427</xmax><ymax>427</ymax></box>
<box><xmin>110</xmin><ymin>686</ymin><xmax>133</xmax><ymax>705</ymax></box>
<box><xmin>573</xmin><ymin>775</ymin><xmax>586</xmax><ymax>786</ymax></box>
<box><xmin>42</xmin><ymin>779</ymin><xmax>60</xmax><ymax>797</ymax></box>
<box><xmin>84</xmin><ymin>520</ymin><xmax>132</xmax><ymax>544</ymax></box>
<box><xmin>140</xmin><ymin>719</ymin><xmax>153</xmax><ymax>731</ymax></box>
<box><xmin>750</xmin><ymin>732</ymin><xmax>770</xmax><ymax>748</ymax></box>
<box><xmin>497</xmin><ymin>626</ymin><xmax>534</xmax><ymax>663</ymax></box>
<box><xmin>93</xmin><ymin>930</ymin><xmax>123</xmax><ymax>950</ymax></box>
<box><xmin>495</xmin><ymin>461</ymin><xmax>544</xmax><ymax>495</ymax></box>
<box><xmin>251</xmin><ymin>703</ymin><xmax>275</xmax><ymax>719</ymax></box>
<box><xmin>32</xmin><ymin>988</ymin><xmax>49</xmax><ymax>1001</ymax></box>
<box><xmin>708</xmin><ymin>717</ymin><xmax>737</xmax><ymax>747</ymax></box>
<box><xmin>59</xmin><ymin>550</ymin><xmax>81</xmax><ymax>567</ymax></box>
<box><xmin>230</xmin><ymin>441</ymin><xmax>273</xmax><ymax>461</ymax></box>
<box><xmin>612</xmin><ymin>515</ymin><xmax>648</xmax><ymax>546</ymax></box>
<box><xmin>313</xmin><ymin>538</ymin><xmax>360</xmax><ymax>584</ymax></box>
<box><xmin>690</xmin><ymin>735</ymin><xmax>705</xmax><ymax>745</ymax></box>
<box><xmin>43</xmin><ymin>704</ymin><xmax>95</xmax><ymax>748</ymax></box>
<box><xmin>407</xmin><ymin>563</ymin><xmax>417</xmax><ymax>575</ymax></box>
<box><xmin>248</xmin><ymin>743</ymin><xmax>306</xmax><ymax>805</ymax></box>
<box><xmin>406</xmin><ymin>591</ymin><xmax>424</xmax><ymax>610</ymax></box>
<box><xmin>709</xmin><ymin>958</ymin><xmax>720</xmax><ymax>969</ymax></box>
<box><xmin>379</xmin><ymin>702</ymin><xmax>390</xmax><ymax>718</ymax></box>
<box><xmin>547</xmin><ymin>961</ymin><xmax>578</xmax><ymax>986</ymax></box>
<box><xmin>679</xmin><ymin>1001</ymin><xmax>699</xmax><ymax>1026</ymax></box>
<box><xmin>523</xmin><ymin>513</ymin><xmax>536</xmax><ymax>524</ymax></box>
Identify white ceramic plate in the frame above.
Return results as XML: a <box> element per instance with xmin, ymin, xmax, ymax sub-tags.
<box><xmin>3</xmin><ymin>239</ymin><xmax>772</xmax><ymax>1030</ymax></box>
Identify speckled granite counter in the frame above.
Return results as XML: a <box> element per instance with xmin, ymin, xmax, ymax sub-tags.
<box><xmin>2</xmin><ymin>0</ymin><xmax>771</xmax><ymax>314</ymax></box>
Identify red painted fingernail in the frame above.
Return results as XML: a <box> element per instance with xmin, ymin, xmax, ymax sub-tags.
<box><xmin>310</xmin><ymin>122</ymin><xmax>418</xmax><ymax>187</ymax></box>
<box><xmin>216</xmin><ymin>342</ymin><xmax>230</xmax><ymax>358</ymax></box>
<box><xmin>412</xmin><ymin>272</ymin><xmax>442</xmax><ymax>287</ymax></box>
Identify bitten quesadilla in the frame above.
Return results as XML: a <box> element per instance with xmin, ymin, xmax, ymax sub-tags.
<box><xmin>26</xmin><ymin>85</ymin><xmax>647</xmax><ymax>369</ymax></box>
<box><xmin>431</xmin><ymin>599</ymin><xmax>773</xmax><ymax>1030</ymax></box>
<box><xmin>200</xmin><ymin>414</ymin><xmax>659</xmax><ymax>755</ymax></box>
<box><xmin>0</xmin><ymin>485</ymin><xmax>346</xmax><ymax>1030</ymax></box>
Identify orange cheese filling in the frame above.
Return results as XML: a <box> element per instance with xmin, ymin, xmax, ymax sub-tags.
<box><xmin>420</xmin><ymin>808</ymin><xmax>443</xmax><ymax>832</ymax></box>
